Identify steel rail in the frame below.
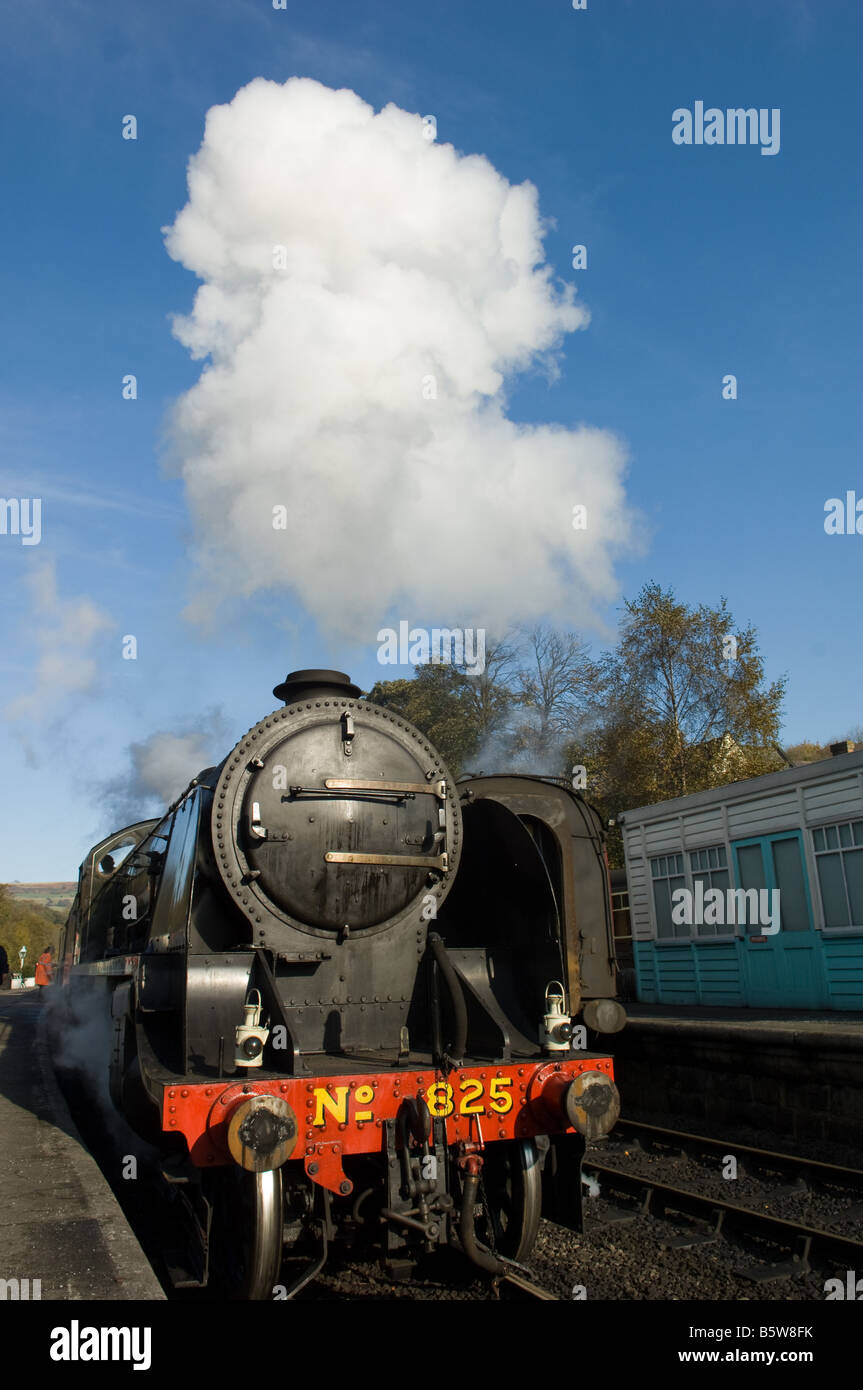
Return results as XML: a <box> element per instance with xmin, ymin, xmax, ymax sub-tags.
<box><xmin>608</xmin><ymin>1118</ymin><xmax>863</xmax><ymax>1189</ymax></box>
<box><xmin>585</xmin><ymin>1162</ymin><xmax>863</xmax><ymax>1268</ymax></box>
<box><xmin>495</xmin><ymin>1270</ymin><xmax>560</xmax><ymax>1300</ymax></box>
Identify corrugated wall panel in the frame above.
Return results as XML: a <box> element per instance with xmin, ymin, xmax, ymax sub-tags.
<box><xmin>633</xmin><ymin>940</ymin><xmax>658</xmax><ymax>1001</ymax></box>
<box><xmin>622</xmin><ymin>827</ymin><xmax>642</xmax><ymax>857</ymax></box>
<box><xmin>641</xmin><ymin>822</ymin><xmax>684</xmax><ymax>855</ymax></box>
<box><xmin>680</xmin><ymin>808</ymin><xmax>725</xmax><ymax>841</ymax></box>
<box><xmin>654</xmin><ymin>947</ymin><xmax>698</xmax><ymax>1004</ymax></box>
<box><xmin>822</xmin><ymin>935</ymin><xmax>863</xmax><ymax>1009</ymax></box>
<box><xmin>726</xmin><ymin>791</ymin><xmax>800</xmax><ymax>837</ymax></box>
<box><xmin>694</xmin><ymin>943</ymin><xmax>745</xmax><ymax>1006</ymax></box>
<box><xmin>804</xmin><ymin>778</ymin><xmax>863</xmax><ymax>821</ymax></box>
<box><xmin>626</xmin><ymin>859</ymin><xmax>652</xmax><ymax>939</ymax></box>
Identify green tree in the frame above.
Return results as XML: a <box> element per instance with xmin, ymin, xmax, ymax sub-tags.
<box><xmin>366</xmin><ymin>639</ymin><xmax>519</xmax><ymax>777</ymax></box>
<box><xmin>366</xmin><ymin>665</ymin><xmax>479</xmax><ymax>776</ymax></box>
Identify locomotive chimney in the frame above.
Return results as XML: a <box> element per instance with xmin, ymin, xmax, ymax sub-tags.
<box><xmin>272</xmin><ymin>669</ymin><xmax>362</xmax><ymax>703</ymax></box>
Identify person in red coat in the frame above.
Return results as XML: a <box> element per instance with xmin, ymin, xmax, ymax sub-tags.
<box><xmin>35</xmin><ymin>947</ymin><xmax>53</xmax><ymax>990</ymax></box>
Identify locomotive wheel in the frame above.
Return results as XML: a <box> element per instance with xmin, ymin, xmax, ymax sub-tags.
<box><xmin>476</xmin><ymin>1138</ymin><xmax>542</xmax><ymax>1263</ymax></box>
<box><xmin>207</xmin><ymin>1166</ymin><xmax>284</xmax><ymax>1300</ymax></box>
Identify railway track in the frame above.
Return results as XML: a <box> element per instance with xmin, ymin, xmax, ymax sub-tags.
<box><xmin>609</xmin><ymin>1119</ymin><xmax>863</xmax><ymax>1196</ymax></box>
<box><xmin>494</xmin><ymin>1269</ymin><xmax>560</xmax><ymax>1300</ymax></box>
<box><xmin>585</xmin><ymin>1119</ymin><xmax>863</xmax><ymax>1280</ymax></box>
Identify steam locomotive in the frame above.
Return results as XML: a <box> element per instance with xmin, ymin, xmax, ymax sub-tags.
<box><xmin>59</xmin><ymin>670</ymin><xmax>624</xmax><ymax>1298</ymax></box>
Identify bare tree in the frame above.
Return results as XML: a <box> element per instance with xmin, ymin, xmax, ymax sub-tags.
<box><xmin>460</xmin><ymin>633</ymin><xmax>520</xmax><ymax>741</ymax></box>
<box><xmin>509</xmin><ymin>626</ymin><xmax>598</xmax><ymax>765</ymax></box>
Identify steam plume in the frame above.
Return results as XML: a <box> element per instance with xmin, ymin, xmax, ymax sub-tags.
<box><xmin>99</xmin><ymin>710</ymin><xmax>229</xmax><ymax>825</ymax></box>
<box><xmin>164</xmin><ymin>77</ymin><xmax>635</xmax><ymax>638</ymax></box>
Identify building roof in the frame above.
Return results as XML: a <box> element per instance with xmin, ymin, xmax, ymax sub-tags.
<box><xmin>618</xmin><ymin>747</ymin><xmax>863</xmax><ymax>828</ymax></box>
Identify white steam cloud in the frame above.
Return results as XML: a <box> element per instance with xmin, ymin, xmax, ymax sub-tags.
<box><xmin>100</xmin><ymin>710</ymin><xmax>229</xmax><ymax>825</ymax></box>
<box><xmin>164</xmin><ymin>77</ymin><xmax>635</xmax><ymax>638</ymax></box>
<box><xmin>5</xmin><ymin>562</ymin><xmax>113</xmax><ymax>726</ymax></box>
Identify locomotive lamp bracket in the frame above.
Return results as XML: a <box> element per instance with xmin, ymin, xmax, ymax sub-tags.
<box><xmin>341</xmin><ymin>710</ymin><xmax>355</xmax><ymax>756</ymax></box>
<box><xmin>234</xmin><ymin>989</ymin><xmax>270</xmax><ymax>1068</ymax></box>
<box><xmin>248</xmin><ymin>805</ymin><xmax>291</xmax><ymax>843</ymax></box>
<box><xmin>541</xmin><ymin>981</ymin><xmax>573</xmax><ymax>1053</ymax></box>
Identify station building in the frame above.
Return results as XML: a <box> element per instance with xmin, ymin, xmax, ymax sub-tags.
<box><xmin>619</xmin><ymin>743</ymin><xmax>863</xmax><ymax>1010</ymax></box>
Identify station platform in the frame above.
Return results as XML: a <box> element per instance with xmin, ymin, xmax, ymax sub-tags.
<box><xmin>0</xmin><ymin>990</ymin><xmax>164</xmax><ymax>1300</ymax></box>
<box><xmin>611</xmin><ymin>1002</ymin><xmax>863</xmax><ymax>1161</ymax></box>
<box><xmin>622</xmin><ymin>1001</ymin><xmax>863</xmax><ymax>1047</ymax></box>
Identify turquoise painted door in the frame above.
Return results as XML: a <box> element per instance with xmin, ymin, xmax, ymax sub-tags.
<box><xmin>731</xmin><ymin>832</ymin><xmax>825</xmax><ymax>1008</ymax></box>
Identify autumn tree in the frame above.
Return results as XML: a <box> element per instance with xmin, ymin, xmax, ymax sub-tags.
<box><xmin>0</xmin><ymin>885</ymin><xmax>63</xmax><ymax>978</ymax></box>
<box><xmin>782</xmin><ymin>740</ymin><xmax>829</xmax><ymax>766</ymax></box>
<box><xmin>573</xmin><ymin>584</ymin><xmax>787</xmax><ymax>839</ymax></box>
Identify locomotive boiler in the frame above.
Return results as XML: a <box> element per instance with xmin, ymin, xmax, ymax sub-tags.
<box><xmin>59</xmin><ymin>669</ymin><xmax>624</xmax><ymax>1297</ymax></box>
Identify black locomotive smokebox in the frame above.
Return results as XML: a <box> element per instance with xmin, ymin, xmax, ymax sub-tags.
<box><xmin>242</xmin><ymin>715</ymin><xmax>437</xmax><ymax>929</ymax></box>
<box><xmin>273</xmin><ymin>669</ymin><xmax>362</xmax><ymax>702</ymax></box>
<box><xmin>212</xmin><ymin>695</ymin><xmax>462</xmax><ymax>939</ymax></box>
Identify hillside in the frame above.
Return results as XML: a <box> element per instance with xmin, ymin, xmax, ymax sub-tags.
<box><xmin>5</xmin><ymin>882</ymin><xmax>77</xmax><ymax>913</ymax></box>
<box><xmin>0</xmin><ymin>883</ymin><xmax>68</xmax><ymax>977</ymax></box>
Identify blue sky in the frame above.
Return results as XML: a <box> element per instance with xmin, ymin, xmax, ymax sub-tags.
<box><xmin>1</xmin><ymin>0</ymin><xmax>861</xmax><ymax>880</ymax></box>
